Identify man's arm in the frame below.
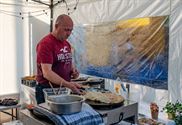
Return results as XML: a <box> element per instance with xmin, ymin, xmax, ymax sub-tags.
<box><xmin>71</xmin><ymin>64</ymin><xmax>79</xmax><ymax>79</ymax></box>
<box><xmin>41</xmin><ymin>63</ymin><xmax>81</xmax><ymax>94</ymax></box>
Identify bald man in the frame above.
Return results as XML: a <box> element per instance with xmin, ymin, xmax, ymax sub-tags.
<box><xmin>36</xmin><ymin>14</ymin><xmax>81</xmax><ymax>104</ymax></box>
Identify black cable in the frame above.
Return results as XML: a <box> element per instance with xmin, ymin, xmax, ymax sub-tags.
<box><xmin>0</xmin><ymin>8</ymin><xmax>49</xmax><ymax>14</ymax></box>
<box><xmin>0</xmin><ymin>1</ymin><xmax>48</xmax><ymax>8</ymax></box>
<box><xmin>61</xmin><ymin>0</ymin><xmax>79</xmax><ymax>15</ymax></box>
<box><xmin>0</xmin><ymin>0</ymin><xmax>78</xmax><ymax>18</ymax></box>
<box><xmin>0</xmin><ymin>11</ymin><xmax>49</xmax><ymax>19</ymax></box>
<box><xmin>0</xmin><ymin>11</ymin><xmax>22</xmax><ymax>18</ymax></box>
<box><xmin>2</xmin><ymin>0</ymin><xmax>50</xmax><ymax>5</ymax></box>
<box><xmin>68</xmin><ymin>0</ymin><xmax>79</xmax><ymax>15</ymax></box>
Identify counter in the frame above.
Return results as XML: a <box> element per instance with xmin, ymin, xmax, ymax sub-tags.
<box><xmin>20</xmin><ymin>80</ymin><xmax>138</xmax><ymax>124</ymax></box>
<box><xmin>19</xmin><ymin>99</ymin><xmax>138</xmax><ymax>125</ymax></box>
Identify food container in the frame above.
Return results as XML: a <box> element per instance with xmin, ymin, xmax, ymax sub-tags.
<box><xmin>43</xmin><ymin>88</ymin><xmax>70</xmax><ymax>100</ymax></box>
<box><xmin>150</xmin><ymin>102</ymin><xmax>159</xmax><ymax>120</ymax></box>
<box><xmin>46</xmin><ymin>95</ymin><xmax>85</xmax><ymax>114</ymax></box>
<box><xmin>21</xmin><ymin>76</ymin><xmax>36</xmax><ymax>87</ymax></box>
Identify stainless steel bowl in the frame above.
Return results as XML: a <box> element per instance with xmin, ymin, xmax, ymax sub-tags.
<box><xmin>46</xmin><ymin>95</ymin><xmax>85</xmax><ymax>115</ymax></box>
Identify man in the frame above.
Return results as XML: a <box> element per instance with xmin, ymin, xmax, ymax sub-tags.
<box><xmin>36</xmin><ymin>14</ymin><xmax>81</xmax><ymax>104</ymax></box>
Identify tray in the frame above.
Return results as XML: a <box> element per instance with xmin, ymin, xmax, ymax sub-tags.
<box><xmin>71</xmin><ymin>77</ymin><xmax>89</xmax><ymax>81</ymax></box>
<box><xmin>86</xmin><ymin>99</ymin><xmax>124</xmax><ymax>110</ymax></box>
<box><xmin>79</xmin><ymin>79</ymin><xmax>105</xmax><ymax>88</ymax></box>
<box><xmin>85</xmin><ymin>87</ymin><xmax>110</xmax><ymax>93</ymax></box>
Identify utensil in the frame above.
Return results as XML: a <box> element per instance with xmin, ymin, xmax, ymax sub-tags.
<box><xmin>47</xmin><ymin>95</ymin><xmax>85</xmax><ymax>114</ymax></box>
<box><xmin>48</xmin><ymin>81</ymin><xmax>57</xmax><ymax>95</ymax></box>
<box><xmin>57</xmin><ymin>85</ymin><xmax>63</xmax><ymax>95</ymax></box>
<box><xmin>48</xmin><ymin>81</ymin><xmax>62</xmax><ymax>95</ymax></box>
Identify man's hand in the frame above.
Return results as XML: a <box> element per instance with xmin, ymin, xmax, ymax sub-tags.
<box><xmin>71</xmin><ymin>68</ymin><xmax>79</xmax><ymax>79</ymax></box>
<box><xmin>68</xmin><ymin>82</ymin><xmax>82</xmax><ymax>94</ymax></box>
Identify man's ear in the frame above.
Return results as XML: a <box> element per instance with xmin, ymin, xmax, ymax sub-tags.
<box><xmin>55</xmin><ymin>24</ymin><xmax>58</xmax><ymax>29</ymax></box>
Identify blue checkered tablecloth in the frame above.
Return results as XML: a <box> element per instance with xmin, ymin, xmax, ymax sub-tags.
<box><xmin>34</xmin><ymin>103</ymin><xmax>104</xmax><ymax>125</ymax></box>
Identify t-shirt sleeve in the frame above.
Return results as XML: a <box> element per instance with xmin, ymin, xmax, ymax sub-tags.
<box><xmin>37</xmin><ymin>42</ymin><xmax>53</xmax><ymax>64</ymax></box>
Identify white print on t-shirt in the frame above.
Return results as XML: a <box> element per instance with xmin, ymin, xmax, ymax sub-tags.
<box><xmin>60</xmin><ymin>46</ymin><xmax>68</xmax><ymax>53</ymax></box>
<box><xmin>57</xmin><ymin>46</ymin><xmax>72</xmax><ymax>62</ymax></box>
<box><xmin>57</xmin><ymin>53</ymin><xmax>72</xmax><ymax>61</ymax></box>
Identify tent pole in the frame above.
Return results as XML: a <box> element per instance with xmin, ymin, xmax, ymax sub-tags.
<box><xmin>31</xmin><ymin>0</ymin><xmax>55</xmax><ymax>32</ymax></box>
<box><xmin>50</xmin><ymin>0</ymin><xmax>53</xmax><ymax>32</ymax></box>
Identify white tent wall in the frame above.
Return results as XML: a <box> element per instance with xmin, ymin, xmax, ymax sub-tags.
<box><xmin>54</xmin><ymin>0</ymin><xmax>170</xmax><ymax>24</ymax></box>
<box><xmin>0</xmin><ymin>0</ymin><xmax>50</xmax><ymax>96</ymax></box>
<box><xmin>169</xmin><ymin>0</ymin><xmax>182</xmax><ymax>102</ymax></box>
<box><xmin>54</xmin><ymin>0</ymin><xmax>182</xmax><ymax>105</ymax></box>
<box><xmin>0</xmin><ymin>0</ymin><xmax>181</xmax><ymax>107</ymax></box>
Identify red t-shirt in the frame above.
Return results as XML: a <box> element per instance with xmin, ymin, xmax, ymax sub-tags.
<box><xmin>36</xmin><ymin>34</ymin><xmax>72</xmax><ymax>85</ymax></box>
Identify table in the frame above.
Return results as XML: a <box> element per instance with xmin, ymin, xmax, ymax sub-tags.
<box><xmin>97</xmin><ymin>99</ymin><xmax>138</xmax><ymax>125</ymax></box>
<box><xmin>138</xmin><ymin>102</ymin><xmax>176</xmax><ymax>125</ymax></box>
<box><xmin>19</xmin><ymin>99</ymin><xmax>138</xmax><ymax>125</ymax></box>
<box><xmin>20</xmin><ymin>81</ymin><xmax>138</xmax><ymax>124</ymax></box>
<box><xmin>0</xmin><ymin>104</ymin><xmax>21</xmax><ymax>120</ymax></box>
<box><xmin>20</xmin><ymin>109</ymin><xmax>51</xmax><ymax>125</ymax></box>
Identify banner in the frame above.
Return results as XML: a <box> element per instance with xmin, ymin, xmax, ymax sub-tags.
<box><xmin>69</xmin><ymin>16</ymin><xmax>169</xmax><ymax>89</ymax></box>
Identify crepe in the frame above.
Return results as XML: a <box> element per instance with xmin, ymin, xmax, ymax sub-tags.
<box><xmin>138</xmin><ymin>118</ymin><xmax>165</xmax><ymax>125</ymax></box>
<box><xmin>104</xmin><ymin>93</ymin><xmax>124</xmax><ymax>104</ymax></box>
<box><xmin>84</xmin><ymin>91</ymin><xmax>124</xmax><ymax>104</ymax></box>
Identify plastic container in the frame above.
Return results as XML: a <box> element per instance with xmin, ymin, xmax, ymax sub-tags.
<box><xmin>43</xmin><ymin>88</ymin><xmax>70</xmax><ymax>100</ymax></box>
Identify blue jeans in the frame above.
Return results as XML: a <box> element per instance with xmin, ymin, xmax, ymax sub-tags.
<box><xmin>35</xmin><ymin>83</ymin><xmax>50</xmax><ymax>104</ymax></box>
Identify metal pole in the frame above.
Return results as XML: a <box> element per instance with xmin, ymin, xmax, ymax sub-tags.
<box><xmin>31</xmin><ymin>0</ymin><xmax>63</xmax><ymax>32</ymax></box>
<box><xmin>31</xmin><ymin>0</ymin><xmax>52</xmax><ymax>31</ymax></box>
<box><xmin>50</xmin><ymin>0</ymin><xmax>53</xmax><ymax>32</ymax></box>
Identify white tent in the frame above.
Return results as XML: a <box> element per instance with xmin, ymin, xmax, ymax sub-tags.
<box><xmin>0</xmin><ymin>0</ymin><xmax>181</xmax><ymax>114</ymax></box>
<box><xmin>54</xmin><ymin>0</ymin><xmax>182</xmax><ymax>103</ymax></box>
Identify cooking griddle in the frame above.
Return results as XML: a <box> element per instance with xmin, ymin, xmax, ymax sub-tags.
<box><xmin>71</xmin><ymin>77</ymin><xmax>89</xmax><ymax>81</ymax></box>
<box><xmin>83</xmin><ymin>78</ymin><xmax>104</xmax><ymax>85</ymax></box>
<box><xmin>72</xmin><ymin>77</ymin><xmax>104</xmax><ymax>86</ymax></box>
<box><xmin>85</xmin><ymin>87</ymin><xmax>110</xmax><ymax>92</ymax></box>
<box><xmin>28</xmin><ymin>107</ymin><xmax>54</xmax><ymax>124</ymax></box>
<box><xmin>84</xmin><ymin>87</ymin><xmax>125</xmax><ymax>109</ymax></box>
<box><xmin>86</xmin><ymin>99</ymin><xmax>124</xmax><ymax>110</ymax></box>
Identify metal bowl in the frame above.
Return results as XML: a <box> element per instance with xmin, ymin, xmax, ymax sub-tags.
<box><xmin>46</xmin><ymin>95</ymin><xmax>85</xmax><ymax>115</ymax></box>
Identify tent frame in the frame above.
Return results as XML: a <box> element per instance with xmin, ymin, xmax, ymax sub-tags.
<box><xmin>31</xmin><ymin>0</ymin><xmax>62</xmax><ymax>32</ymax></box>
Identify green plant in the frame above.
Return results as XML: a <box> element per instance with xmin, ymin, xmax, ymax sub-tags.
<box><xmin>163</xmin><ymin>102</ymin><xmax>176</xmax><ymax>114</ymax></box>
<box><xmin>175</xmin><ymin>101</ymin><xmax>182</xmax><ymax>114</ymax></box>
<box><xmin>162</xmin><ymin>101</ymin><xmax>182</xmax><ymax>120</ymax></box>
<box><xmin>175</xmin><ymin>114</ymin><xmax>182</xmax><ymax>125</ymax></box>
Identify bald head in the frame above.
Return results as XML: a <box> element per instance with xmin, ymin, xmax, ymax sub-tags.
<box><xmin>55</xmin><ymin>14</ymin><xmax>73</xmax><ymax>26</ymax></box>
<box><xmin>52</xmin><ymin>14</ymin><xmax>74</xmax><ymax>41</ymax></box>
